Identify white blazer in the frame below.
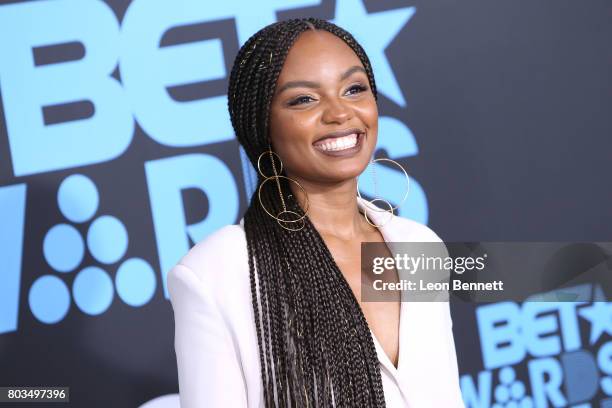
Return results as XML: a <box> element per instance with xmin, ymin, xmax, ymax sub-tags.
<box><xmin>167</xmin><ymin>196</ymin><xmax>465</xmax><ymax>408</ymax></box>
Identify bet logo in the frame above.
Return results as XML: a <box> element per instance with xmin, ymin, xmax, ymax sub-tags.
<box><xmin>29</xmin><ymin>174</ymin><xmax>157</xmax><ymax>324</ymax></box>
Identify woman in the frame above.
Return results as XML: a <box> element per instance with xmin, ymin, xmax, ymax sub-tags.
<box><xmin>168</xmin><ymin>17</ymin><xmax>464</xmax><ymax>407</ymax></box>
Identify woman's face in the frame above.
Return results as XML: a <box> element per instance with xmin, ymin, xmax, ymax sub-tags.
<box><xmin>269</xmin><ymin>29</ymin><xmax>378</xmax><ymax>185</ymax></box>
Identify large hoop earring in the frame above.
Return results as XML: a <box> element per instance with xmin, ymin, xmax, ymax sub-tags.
<box><xmin>256</xmin><ymin>147</ymin><xmax>310</xmax><ymax>231</ymax></box>
<box><xmin>357</xmin><ymin>157</ymin><xmax>410</xmax><ymax>228</ymax></box>
<box><xmin>361</xmin><ymin>198</ymin><xmax>394</xmax><ymax>228</ymax></box>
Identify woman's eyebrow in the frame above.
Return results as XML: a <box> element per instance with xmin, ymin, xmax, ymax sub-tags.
<box><xmin>276</xmin><ymin>65</ymin><xmax>366</xmax><ymax>95</ymax></box>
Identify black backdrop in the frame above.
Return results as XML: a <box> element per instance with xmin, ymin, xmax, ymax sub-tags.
<box><xmin>0</xmin><ymin>1</ymin><xmax>610</xmax><ymax>407</ymax></box>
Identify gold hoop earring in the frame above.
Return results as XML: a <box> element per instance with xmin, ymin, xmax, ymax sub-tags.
<box><xmin>256</xmin><ymin>147</ymin><xmax>310</xmax><ymax>231</ymax></box>
<box><xmin>357</xmin><ymin>157</ymin><xmax>410</xmax><ymax>227</ymax></box>
<box><xmin>361</xmin><ymin>198</ymin><xmax>394</xmax><ymax>228</ymax></box>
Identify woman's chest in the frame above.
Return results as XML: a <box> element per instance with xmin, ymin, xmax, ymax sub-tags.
<box><xmin>325</xmin><ymin>236</ymin><xmax>401</xmax><ymax>367</ymax></box>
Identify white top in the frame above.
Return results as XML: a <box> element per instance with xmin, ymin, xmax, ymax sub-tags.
<box><xmin>167</xmin><ymin>196</ymin><xmax>465</xmax><ymax>407</ymax></box>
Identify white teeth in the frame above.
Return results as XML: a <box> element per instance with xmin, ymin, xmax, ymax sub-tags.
<box><xmin>316</xmin><ymin>133</ymin><xmax>359</xmax><ymax>152</ymax></box>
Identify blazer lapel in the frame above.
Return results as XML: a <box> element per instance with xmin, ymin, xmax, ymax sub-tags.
<box><xmin>356</xmin><ymin>196</ymin><xmax>406</xmax><ymax>246</ymax></box>
<box><xmin>356</xmin><ymin>197</ymin><xmax>409</xmax><ymax>384</ymax></box>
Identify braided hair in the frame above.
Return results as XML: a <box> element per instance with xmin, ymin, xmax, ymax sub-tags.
<box><xmin>227</xmin><ymin>18</ymin><xmax>385</xmax><ymax>407</ymax></box>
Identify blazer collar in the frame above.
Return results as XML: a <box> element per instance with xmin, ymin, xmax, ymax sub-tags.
<box><xmin>356</xmin><ymin>195</ymin><xmax>403</xmax><ymax>243</ymax></box>
<box><xmin>357</xmin><ymin>196</ymin><xmax>414</xmax><ymax>390</ymax></box>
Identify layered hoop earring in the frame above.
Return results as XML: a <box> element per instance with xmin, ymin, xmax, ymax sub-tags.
<box><xmin>257</xmin><ymin>144</ymin><xmax>310</xmax><ymax>231</ymax></box>
<box><xmin>356</xmin><ymin>157</ymin><xmax>410</xmax><ymax>228</ymax></box>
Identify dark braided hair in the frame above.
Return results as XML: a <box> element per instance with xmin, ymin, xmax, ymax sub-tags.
<box><xmin>227</xmin><ymin>17</ymin><xmax>385</xmax><ymax>407</ymax></box>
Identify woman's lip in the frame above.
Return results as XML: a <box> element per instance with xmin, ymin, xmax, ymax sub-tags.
<box><xmin>312</xmin><ymin>132</ymin><xmax>365</xmax><ymax>157</ymax></box>
<box><xmin>312</xmin><ymin>129</ymin><xmax>365</xmax><ymax>145</ymax></box>
<box><xmin>312</xmin><ymin>132</ymin><xmax>358</xmax><ymax>147</ymax></box>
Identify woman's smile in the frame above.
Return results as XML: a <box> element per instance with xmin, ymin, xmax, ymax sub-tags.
<box><xmin>312</xmin><ymin>130</ymin><xmax>366</xmax><ymax>157</ymax></box>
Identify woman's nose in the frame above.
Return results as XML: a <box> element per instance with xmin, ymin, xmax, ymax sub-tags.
<box><xmin>321</xmin><ymin>98</ymin><xmax>353</xmax><ymax>124</ymax></box>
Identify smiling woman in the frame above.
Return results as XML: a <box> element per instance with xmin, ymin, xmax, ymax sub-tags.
<box><xmin>269</xmin><ymin>30</ymin><xmax>377</xmax><ymax>179</ymax></box>
<box><xmin>168</xmin><ymin>17</ymin><xmax>465</xmax><ymax>408</ymax></box>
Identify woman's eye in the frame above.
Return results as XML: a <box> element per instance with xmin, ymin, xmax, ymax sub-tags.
<box><xmin>287</xmin><ymin>84</ymin><xmax>368</xmax><ymax>106</ymax></box>
<box><xmin>346</xmin><ymin>84</ymin><xmax>368</xmax><ymax>95</ymax></box>
<box><xmin>288</xmin><ymin>95</ymin><xmax>315</xmax><ymax>106</ymax></box>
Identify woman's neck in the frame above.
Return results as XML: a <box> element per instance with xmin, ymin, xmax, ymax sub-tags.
<box><xmin>288</xmin><ymin>176</ymin><xmax>374</xmax><ymax>240</ymax></box>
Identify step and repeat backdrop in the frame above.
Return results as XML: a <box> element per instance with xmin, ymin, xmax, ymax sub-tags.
<box><xmin>1</xmin><ymin>0</ymin><xmax>611</xmax><ymax>407</ymax></box>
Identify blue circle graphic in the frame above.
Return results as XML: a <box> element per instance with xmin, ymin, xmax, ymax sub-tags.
<box><xmin>494</xmin><ymin>385</ymin><xmax>509</xmax><ymax>403</ymax></box>
<box><xmin>72</xmin><ymin>266</ymin><xmax>114</xmax><ymax>315</ymax></box>
<box><xmin>520</xmin><ymin>397</ymin><xmax>534</xmax><ymax>408</ymax></box>
<box><xmin>601</xmin><ymin>376</ymin><xmax>612</xmax><ymax>396</ymax></box>
<box><xmin>510</xmin><ymin>381</ymin><xmax>525</xmax><ymax>399</ymax></box>
<box><xmin>115</xmin><ymin>258</ymin><xmax>157</xmax><ymax>307</ymax></box>
<box><xmin>499</xmin><ymin>366</ymin><xmax>516</xmax><ymax>384</ymax></box>
<box><xmin>87</xmin><ymin>215</ymin><xmax>128</xmax><ymax>264</ymax></box>
<box><xmin>43</xmin><ymin>224</ymin><xmax>84</xmax><ymax>273</ymax></box>
<box><xmin>29</xmin><ymin>275</ymin><xmax>70</xmax><ymax>324</ymax></box>
<box><xmin>57</xmin><ymin>174</ymin><xmax>99</xmax><ymax>223</ymax></box>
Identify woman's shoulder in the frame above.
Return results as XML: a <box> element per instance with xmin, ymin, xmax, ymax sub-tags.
<box><xmin>169</xmin><ymin>222</ymin><xmax>248</xmax><ymax>289</ymax></box>
<box><xmin>181</xmin><ymin>223</ymin><xmax>246</xmax><ymax>268</ymax></box>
